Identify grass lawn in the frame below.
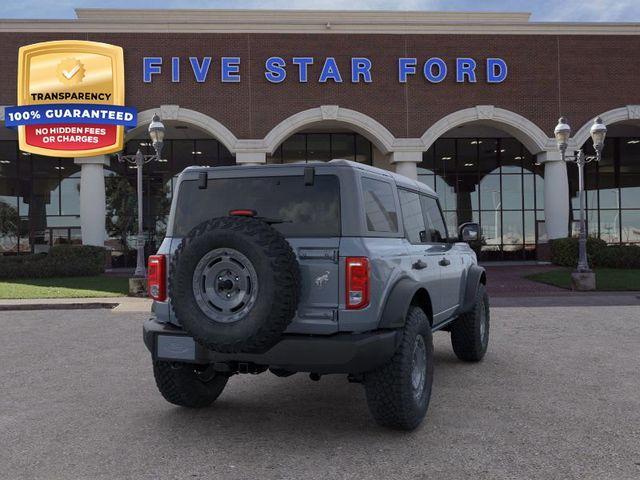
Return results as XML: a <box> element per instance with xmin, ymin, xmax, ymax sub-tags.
<box><xmin>526</xmin><ymin>268</ymin><xmax>640</xmax><ymax>291</ymax></box>
<box><xmin>0</xmin><ymin>276</ymin><xmax>130</xmax><ymax>299</ymax></box>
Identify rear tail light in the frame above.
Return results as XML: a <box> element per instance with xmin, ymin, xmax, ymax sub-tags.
<box><xmin>346</xmin><ymin>257</ymin><xmax>369</xmax><ymax>309</ymax></box>
<box><xmin>148</xmin><ymin>255</ymin><xmax>166</xmax><ymax>301</ymax></box>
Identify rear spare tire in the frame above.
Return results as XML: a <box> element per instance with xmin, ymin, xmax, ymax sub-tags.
<box><xmin>170</xmin><ymin>216</ymin><xmax>300</xmax><ymax>353</ymax></box>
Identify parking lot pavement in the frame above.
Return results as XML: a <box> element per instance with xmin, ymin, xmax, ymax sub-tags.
<box><xmin>1</xmin><ymin>306</ymin><xmax>639</xmax><ymax>480</ymax></box>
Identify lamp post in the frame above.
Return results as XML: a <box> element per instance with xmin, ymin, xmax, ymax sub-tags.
<box><xmin>117</xmin><ymin>113</ymin><xmax>165</xmax><ymax>277</ymax></box>
<box><xmin>553</xmin><ymin>116</ymin><xmax>607</xmax><ymax>285</ymax></box>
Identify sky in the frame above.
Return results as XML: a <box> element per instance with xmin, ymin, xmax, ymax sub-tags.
<box><xmin>0</xmin><ymin>0</ymin><xmax>639</xmax><ymax>22</ymax></box>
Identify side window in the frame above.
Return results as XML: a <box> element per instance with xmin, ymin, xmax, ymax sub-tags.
<box><xmin>420</xmin><ymin>195</ymin><xmax>448</xmax><ymax>243</ymax></box>
<box><xmin>399</xmin><ymin>189</ymin><xmax>427</xmax><ymax>244</ymax></box>
<box><xmin>361</xmin><ymin>177</ymin><xmax>398</xmax><ymax>233</ymax></box>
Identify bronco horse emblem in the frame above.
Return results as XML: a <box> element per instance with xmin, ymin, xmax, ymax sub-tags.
<box><xmin>314</xmin><ymin>271</ymin><xmax>330</xmax><ymax>287</ymax></box>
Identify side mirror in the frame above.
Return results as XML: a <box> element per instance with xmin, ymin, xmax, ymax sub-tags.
<box><xmin>458</xmin><ymin>222</ymin><xmax>480</xmax><ymax>243</ymax></box>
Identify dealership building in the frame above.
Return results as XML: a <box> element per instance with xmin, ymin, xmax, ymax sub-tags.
<box><xmin>0</xmin><ymin>9</ymin><xmax>639</xmax><ymax>263</ymax></box>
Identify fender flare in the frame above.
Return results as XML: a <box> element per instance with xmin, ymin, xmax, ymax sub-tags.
<box><xmin>378</xmin><ymin>277</ymin><xmax>427</xmax><ymax>329</ymax></box>
<box><xmin>459</xmin><ymin>265</ymin><xmax>486</xmax><ymax>314</ymax></box>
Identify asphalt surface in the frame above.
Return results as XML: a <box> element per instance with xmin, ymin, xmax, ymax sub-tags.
<box><xmin>1</xmin><ymin>306</ymin><xmax>639</xmax><ymax>480</ymax></box>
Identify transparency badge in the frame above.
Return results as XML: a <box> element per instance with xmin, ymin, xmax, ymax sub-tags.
<box><xmin>5</xmin><ymin>40</ymin><xmax>137</xmax><ymax>157</ymax></box>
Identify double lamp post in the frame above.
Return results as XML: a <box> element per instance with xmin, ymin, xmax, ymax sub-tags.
<box><xmin>553</xmin><ymin>115</ymin><xmax>607</xmax><ymax>288</ymax></box>
<box><xmin>117</xmin><ymin>114</ymin><xmax>166</xmax><ymax>278</ymax></box>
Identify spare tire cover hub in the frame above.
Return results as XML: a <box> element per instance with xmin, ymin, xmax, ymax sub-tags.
<box><xmin>192</xmin><ymin>248</ymin><xmax>259</xmax><ymax>323</ymax></box>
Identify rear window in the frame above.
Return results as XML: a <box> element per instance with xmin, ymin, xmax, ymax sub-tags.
<box><xmin>173</xmin><ymin>175</ymin><xmax>341</xmax><ymax>237</ymax></box>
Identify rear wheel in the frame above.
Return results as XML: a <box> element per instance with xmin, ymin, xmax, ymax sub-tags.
<box><xmin>450</xmin><ymin>283</ymin><xmax>490</xmax><ymax>362</ymax></box>
<box><xmin>153</xmin><ymin>361</ymin><xmax>228</xmax><ymax>408</ymax></box>
<box><xmin>363</xmin><ymin>306</ymin><xmax>433</xmax><ymax>431</ymax></box>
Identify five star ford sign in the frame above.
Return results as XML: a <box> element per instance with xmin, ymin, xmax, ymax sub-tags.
<box><xmin>5</xmin><ymin>40</ymin><xmax>137</xmax><ymax>157</ymax></box>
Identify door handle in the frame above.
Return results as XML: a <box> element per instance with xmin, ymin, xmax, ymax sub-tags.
<box><xmin>412</xmin><ymin>259</ymin><xmax>428</xmax><ymax>270</ymax></box>
<box><xmin>439</xmin><ymin>257</ymin><xmax>451</xmax><ymax>267</ymax></box>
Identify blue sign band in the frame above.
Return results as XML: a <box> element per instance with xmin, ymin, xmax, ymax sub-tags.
<box><xmin>4</xmin><ymin>104</ymin><xmax>138</xmax><ymax>128</ymax></box>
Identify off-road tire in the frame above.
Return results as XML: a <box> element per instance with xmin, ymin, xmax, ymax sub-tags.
<box><xmin>450</xmin><ymin>283</ymin><xmax>489</xmax><ymax>362</ymax></box>
<box><xmin>153</xmin><ymin>361</ymin><xmax>228</xmax><ymax>408</ymax></box>
<box><xmin>364</xmin><ymin>306</ymin><xmax>434</xmax><ymax>431</ymax></box>
<box><xmin>170</xmin><ymin>216</ymin><xmax>300</xmax><ymax>353</ymax></box>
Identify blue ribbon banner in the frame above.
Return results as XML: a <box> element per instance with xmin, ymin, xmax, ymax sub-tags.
<box><xmin>4</xmin><ymin>104</ymin><xmax>137</xmax><ymax>128</ymax></box>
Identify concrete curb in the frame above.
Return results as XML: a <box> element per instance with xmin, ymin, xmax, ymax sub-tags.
<box><xmin>0</xmin><ymin>296</ymin><xmax>152</xmax><ymax>313</ymax></box>
<box><xmin>0</xmin><ymin>302</ymin><xmax>119</xmax><ymax>311</ymax></box>
<box><xmin>492</xmin><ymin>293</ymin><xmax>640</xmax><ymax>308</ymax></box>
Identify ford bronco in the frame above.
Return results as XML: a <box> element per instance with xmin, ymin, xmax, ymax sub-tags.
<box><xmin>143</xmin><ymin>159</ymin><xmax>489</xmax><ymax>430</ymax></box>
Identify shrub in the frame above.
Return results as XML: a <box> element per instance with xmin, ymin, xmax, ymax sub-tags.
<box><xmin>550</xmin><ymin>237</ymin><xmax>640</xmax><ymax>269</ymax></box>
<box><xmin>0</xmin><ymin>245</ymin><xmax>106</xmax><ymax>279</ymax></box>
<box><xmin>550</xmin><ymin>237</ymin><xmax>606</xmax><ymax>267</ymax></box>
<box><xmin>593</xmin><ymin>244</ymin><xmax>640</xmax><ymax>269</ymax></box>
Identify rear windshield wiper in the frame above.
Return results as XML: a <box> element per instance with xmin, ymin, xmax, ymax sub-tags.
<box><xmin>257</xmin><ymin>217</ymin><xmax>291</xmax><ymax>225</ymax></box>
<box><xmin>228</xmin><ymin>209</ymin><xmax>291</xmax><ymax>225</ymax></box>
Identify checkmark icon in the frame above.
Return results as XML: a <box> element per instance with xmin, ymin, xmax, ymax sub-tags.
<box><xmin>57</xmin><ymin>59</ymin><xmax>84</xmax><ymax>85</ymax></box>
<box><xmin>62</xmin><ymin>64</ymin><xmax>80</xmax><ymax>79</ymax></box>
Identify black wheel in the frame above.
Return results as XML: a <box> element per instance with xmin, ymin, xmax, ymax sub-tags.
<box><xmin>153</xmin><ymin>361</ymin><xmax>228</xmax><ymax>408</ymax></box>
<box><xmin>450</xmin><ymin>283</ymin><xmax>490</xmax><ymax>362</ymax></box>
<box><xmin>170</xmin><ymin>216</ymin><xmax>300</xmax><ymax>353</ymax></box>
<box><xmin>363</xmin><ymin>306</ymin><xmax>434</xmax><ymax>431</ymax></box>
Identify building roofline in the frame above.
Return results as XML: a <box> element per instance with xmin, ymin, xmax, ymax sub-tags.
<box><xmin>73</xmin><ymin>9</ymin><xmax>533</xmax><ymax>24</ymax></box>
<box><xmin>0</xmin><ymin>9</ymin><xmax>638</xmax><ymax>35</ymax></box>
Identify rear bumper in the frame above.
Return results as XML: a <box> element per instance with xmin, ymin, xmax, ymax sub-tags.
<box><xmin>143</xmin><ymin>318</ymin><xmax>400</xmax><ymax>374</ymax></box>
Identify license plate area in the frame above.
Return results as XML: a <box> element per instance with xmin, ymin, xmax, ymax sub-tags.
<box><xmin>156</xmin><ymin>334</ymin><xmax>196</xmax><ymax>361</ymax></box>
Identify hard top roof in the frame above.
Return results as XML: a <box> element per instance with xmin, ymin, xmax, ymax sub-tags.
<box><xmin>183</xmin><ymin>159</ymin><xmax>437</xmax><ymax>197</ymax></box>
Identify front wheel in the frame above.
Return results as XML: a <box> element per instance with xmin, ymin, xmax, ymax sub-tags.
<box><xmin>153</xmin><ymin>361</ymin><xmax>229</xmax><ymax>408</ymax></box>
<box><xmin>450</xmin><ymin>283</ymin><xmax>490</xmax><ymax>362</ymax></box>
<box><xmin>363</xmin><ymin>306</ymin><xmax>434</xmax><ymax>431</ymax></box>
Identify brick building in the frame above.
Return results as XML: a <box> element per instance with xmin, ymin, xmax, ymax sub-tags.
<box><xmin>0</xmin><ymin>9</ymin><xmax>639</xmax><ymax>262</ymax></box>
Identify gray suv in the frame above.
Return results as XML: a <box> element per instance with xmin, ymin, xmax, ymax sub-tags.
<box><xmin>143</xmin><ymin>160</ymin><xmax>489</xmax><ymax>430</ymax></box>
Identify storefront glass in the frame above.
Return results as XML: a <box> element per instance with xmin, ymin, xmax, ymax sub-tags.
<box><xmin>419</xmin><ymin>137</ymin><xmax>543</xmax><ymax>260</ymax></box>
<box><xmin>569</xmin><ymin>137</ymin><xmax>640</xmax><ymax>244</ymax></box>
<box><xmin>268</xmin><ymin>132</ymin><xmax>373</xmax><ymax>164</ymax></box>
<box><xmin>0</xmin><ymin>141</ymin><xmax>82</xmax><ymax>254</ymax></box>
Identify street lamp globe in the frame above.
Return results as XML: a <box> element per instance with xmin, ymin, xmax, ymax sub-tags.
<box><xmin>554</xmin><ymin>117</ymin><xmax>571</xmax><ymax>153</ymax></box>
<box><xmin>590</xmin><ymin>116</ymin><xmax>607</xmax><ymax>154</ymax></box>
<box><xmin>148</xmin><ymin>113</ymin><xmax>165</xmax><ymax>156</ymax></box>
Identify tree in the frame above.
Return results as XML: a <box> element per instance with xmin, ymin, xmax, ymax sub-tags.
<box><xmin>0</xmin><ymin>201</ymin><xmax>20</xmax><ymax>252</ymax></box>
<box><xmin>104</xmin><ymin>176</ymin><xmax>172</xmax><ymax>253</ymax></box>
<box><xmin>105</xmin><ymin>176</ymin><xmax>137</xmax><ymax>252</ymax></box>
<box><xmin>150</xmin><ymin>180</ymin><xmax>172</xmax><ymax>244</ymax></box>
